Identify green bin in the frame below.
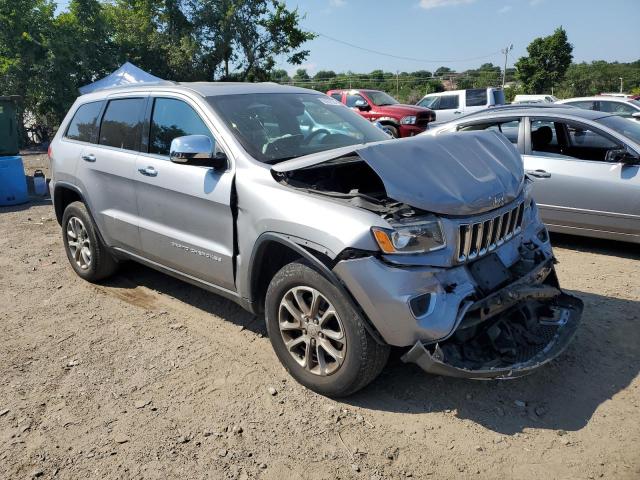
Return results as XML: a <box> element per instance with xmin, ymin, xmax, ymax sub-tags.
<box><xmin>0</xmin><ymin>96</ymin><xmax>20</xmax><ymax>156</ymax></box>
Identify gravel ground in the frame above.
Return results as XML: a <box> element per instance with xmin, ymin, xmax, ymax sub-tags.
<box><xmin>1</xmin><ymin>154</ymin><xmax>639</xmax><ymax>479</ymax></box>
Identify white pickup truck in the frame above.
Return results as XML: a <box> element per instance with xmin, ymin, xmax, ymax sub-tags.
<box><xmin>417</xmin><ymin>88</ymin><xmax>505</xmax><ymax>122</ymax></box>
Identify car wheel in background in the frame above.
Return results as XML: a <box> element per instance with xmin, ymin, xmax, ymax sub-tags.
<box><xmin>382</xmin><ymin>125</ymin><xmax>399</xmax><ymax>138</ymax></box>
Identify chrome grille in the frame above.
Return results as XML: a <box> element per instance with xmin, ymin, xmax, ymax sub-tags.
<box><xmin>457</xmin><ymin>201</ymin><xmax>524</xmax><ymax>263</ymax></box>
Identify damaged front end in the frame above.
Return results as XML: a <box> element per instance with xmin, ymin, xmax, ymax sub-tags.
<box><xmin>273</xmin><ymin>132</ymin><xmax>583</xmax><ymax>380</ymax></box>
<box><xmin>401</xmin><ymin>266</ymin><xmax>583</xmax><ymax>379</ymax></box>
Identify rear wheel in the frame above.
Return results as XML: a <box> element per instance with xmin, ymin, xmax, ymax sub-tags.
<box><xmin>62</xmin><ymin>201</ymin><xmax>118</xmax><ymax>282</ymax></box>
<box><xmin>265</xmin><ymin>260</ymin><xmax>389</xmax><ymax>397</ymax></box>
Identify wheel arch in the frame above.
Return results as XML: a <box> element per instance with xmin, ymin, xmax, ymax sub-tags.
<box><xmin>53</xmin><ymin>183</ymin><xmax>86</xmax><ymax>224</ymax></box>
<box><xmin>246</xmin><ymin>233</ymin><xmax>385</xmax><ymax>344</ymax></box>
<box><xmin>53</xmin><ymin>182</ymin><xmax>108</xmax><ymax>246</ymax></box>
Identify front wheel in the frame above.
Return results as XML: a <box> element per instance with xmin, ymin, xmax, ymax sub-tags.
<box><xmin>265</xmin><ymin>261</ymin><xmax>389</xmax><ymax>397</ymax></box>
<box><xmin>381</xmin><ymin>124</ymin><xmax>399</xmax><ymax>138</ymax></box>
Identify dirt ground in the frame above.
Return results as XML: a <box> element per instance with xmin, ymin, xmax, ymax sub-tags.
<box><xmin>1</xmin><ymin>153</ymin><xmax>639</xmax><ymax>480</ymax></box>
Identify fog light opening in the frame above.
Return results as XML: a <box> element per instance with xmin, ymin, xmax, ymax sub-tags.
<box><xmin>409</xmin><ymin>292</ymin><xmax>435</xmax><ymax>318</ymax></box>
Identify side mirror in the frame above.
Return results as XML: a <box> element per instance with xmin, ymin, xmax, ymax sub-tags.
<box><xmin>632</xmin><ymin>112</ymin><xmax>640</xmax><ymax>120</ymax></box>
<box><xmin>606</xmin><ymin>148</ymin><xmax>640</xmax><ymax>165</ymax></box>
<box><xmin>170</xmin><ymin>135</ymin><xmax>227</xmax><ymax>169</ymax></box>
<box><xmin>354</xmin><ymin>100</ymin><xmax>370</xmax><ymax>111</ymax></box>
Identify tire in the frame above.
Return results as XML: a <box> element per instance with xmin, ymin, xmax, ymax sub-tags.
<box><xmin>265</xmin><ymin>260</ymin><xmax>389</xmax><ymax>397</ymax></box>
<box><xmin>382</xmin><ymin>124</ymin><xmax>399</xmax><ymax>138</ymax></box>
<box><xmin>61</xmin><ymin>201</ymin><xmax>118</xmax><ymax>282</ymax></box>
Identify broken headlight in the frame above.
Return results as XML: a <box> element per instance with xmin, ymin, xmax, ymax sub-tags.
<box><xmin>372</xmin><ymin>217</ymin><xmax>446</xmax><ymax>254</ymax></box>
<box><xmin>400</xmin><ymin>115</ymin><xmax>417</xmax><ymax>125</ymax></box>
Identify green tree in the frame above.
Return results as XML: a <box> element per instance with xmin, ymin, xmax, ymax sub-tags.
<box><xmin>270</xmin><ymin>68</ymin><xmax>290</xmax><ymax>82</ymax></box>
<box><xmin>515</xmin><ymin>26</ymin><xmax>573</xmax><ymax>93</ymax></box>
<box><xmin>0</xmin><ymin>0</ymin><xmax>56</xmax><ymax>141</ymax></box>
<box><xmin>293</xmin><ymin>68</ymin><xmax>309</xmax><ymax>81</ymax></box>
<box><xmin>434</xmin><ymin>66</ymin><xmax>452</xmax><ymax>77</ymax></box>
<box><xmin>191</xmin><ymin>0</ymin><xmax>314</xmax><ymax>81</ymax></box>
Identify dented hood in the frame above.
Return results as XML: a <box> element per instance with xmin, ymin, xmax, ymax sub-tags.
<box><xmin>273</xmin><ymin>131</ymin><xmax>524</xmax><ymax>215</ymax></box>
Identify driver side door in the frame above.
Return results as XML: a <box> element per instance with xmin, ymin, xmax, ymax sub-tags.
<box><xmin>523</xmin><ymin>117</ymin><xmax>640</xmax><ymax>238</ymax></box>
<box><xmin>133</xmin><ymin>95</ymin><xmax>236</xmax><ymax>291</ymax></box>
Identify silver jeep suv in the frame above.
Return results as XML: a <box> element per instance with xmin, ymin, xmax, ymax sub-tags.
<box><xmin>49</xmin><ymin>82</ymin><xmax>583</xmax><ymax>396</ymax></box>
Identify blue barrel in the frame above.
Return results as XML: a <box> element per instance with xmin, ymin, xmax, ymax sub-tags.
<box><xmin>0</xmin><ymin>156</ymin><xmax>29</xmax><ymax>206</ymax></box>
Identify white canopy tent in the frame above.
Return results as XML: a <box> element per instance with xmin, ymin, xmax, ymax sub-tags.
<box><xmin>79</xmin><ymin>62</ymin><xmax>171</xmax><ymax>94</ymax></box>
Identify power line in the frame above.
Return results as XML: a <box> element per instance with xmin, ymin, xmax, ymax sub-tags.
<box><xmin>315</xmin><ymin>32</ymin><xmax>503</xmax><ymax>64</ymax></box>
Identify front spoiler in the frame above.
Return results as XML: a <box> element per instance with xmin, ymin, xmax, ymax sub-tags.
<box><xmin>401</xmin><ymin>293</ymin><xmax>583</xmax><ymax>379</ymax></box>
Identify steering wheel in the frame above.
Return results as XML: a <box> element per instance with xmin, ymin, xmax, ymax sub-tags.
<box><xmin>304</xmin><ymin>129</ymin><xmax>330</xmax><ymax>145</ymax></box>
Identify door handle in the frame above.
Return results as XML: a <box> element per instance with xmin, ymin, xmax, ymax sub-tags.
<box><xmin>454</xmin><ymin>111</ymin><xmax>462</xmax><ymax>114</ymax></box>
<box><xmin>138</xmin><ymin>166</ymin><xmax>158</xmax><ymax>177</ymax></box>
<box><xmin>526</xmin><ymin>169</ymin><xmax>551</xmax><ymax>178</ymax></box>
<box><xmin>81</xmin><ymin>154</ymin><xmax>96</xmax><ymax>162</ymax></box>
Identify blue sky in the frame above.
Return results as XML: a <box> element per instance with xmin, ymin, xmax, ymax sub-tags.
<box><xmin>54</xmin><ymin>0</ymin><xmax>639</xmax><ymax>75</ymax></box>
<box><xmin>280</xmin><ymin>0</ymin><xmax>639</xmax><ymax>74</ymax></box>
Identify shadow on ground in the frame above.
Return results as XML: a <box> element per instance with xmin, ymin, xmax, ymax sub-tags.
<box><xmin>550</xmin><ymin>232</ymin><xmax>640</xmax><ymax>260</ymax></box>
<box><xmin>101</xmin><ymin>234</ymin><xmax>638</xmax><ymax>435</ymax></box>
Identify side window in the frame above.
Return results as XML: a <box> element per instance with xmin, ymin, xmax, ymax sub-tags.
<box><xmin>531</xmin><ymin>119</ymin><xmax>621</xmax><ymax>162</ymax></box>
<box><xmin>99</xmin><ymin>98</ymin><xmax>145</xmax><ymax>151</ymax></box>
<box><xmin>65</xmin><ymin>102</ymin><xmax>103</xmax><ymax>143</ymax></box>
<box><xmin>459</xmin><ymin>119</ymin><xmax>520</xmax><ymax>145</ymax></box>
<box><xmin>566</xmin><ymin>100</ymin><xmax>596</xmax><ymax>110</ymax></box>
<box><xmin>598</xmin><ymin>101</ymin><xmax>636</xmax><ymax>117</ymax></box>
<box><xmin>346</xmin><ymin>93</ymin><xmax>367</xmax><ymax>108</ymax></box>
<box><xmin>437</xmin><ymin>95</ymin><xmax>459</xmax><ymax>110</ymax></box>
<box><xmin>530</xmin><ymin>120</ymin><xmax>561</xmax><ymax>156</ymax></box>
<box><xmin>149</xmin><ymin>98</ymin><xmax>214</xmax><ymax>156</ymax></box>
<box><xmin>330</xmin><ymin>93</ymin><xmax>343</xmax><ymax>102</ymax></box>
<box><xmin>466</xmin><ymin>89</ymin><xmax>487</xmax><ymax>107</ymax></box>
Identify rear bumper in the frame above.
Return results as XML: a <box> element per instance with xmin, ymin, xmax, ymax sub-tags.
<box><xmin>401</xmin><ymin>292</ymin><xmax>583</xmax><ymax>379</ymax></box>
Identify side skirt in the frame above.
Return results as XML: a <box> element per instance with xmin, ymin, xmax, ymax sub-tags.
<box><xmin>111</xmin><ymin>247</ymin><xmax>252</xmax><ymax>311</ymax></box>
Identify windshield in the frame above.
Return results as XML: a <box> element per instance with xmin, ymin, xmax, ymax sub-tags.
<box><xmin>417</xmin><ymin>96</ymin><xmax>438</xmax><ymax>108</ymax></box>
<box><xmin>207</xmin><ymin>93</ymin><xmax>390</xmax><ymax>163</ymax></box>
<box><xmin>365</xmin><ymin>91</ymin><xmax>399</xmax><ymax>106</ymax></box>
<box><xmin>597</xmin><ymin>115</ymin><xmax>640</xmax><ymax>144</ymax></box>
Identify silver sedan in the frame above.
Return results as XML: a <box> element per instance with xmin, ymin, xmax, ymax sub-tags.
<box><xmin>426</xmin><ymin>105</ymin><xmax>640</xmax><ymax>244</ymax></box>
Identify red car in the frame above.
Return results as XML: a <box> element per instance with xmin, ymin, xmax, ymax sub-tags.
<box><xmin>327</xmin><ymin>89</ymin><xmax>435</xmax><ymax>138</ymax></box>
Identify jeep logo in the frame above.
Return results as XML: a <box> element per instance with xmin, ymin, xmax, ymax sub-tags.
<box><xmin>492</xmin><ymin>193</ymin><xmax>505</xmax><ymax>208</ymax></box>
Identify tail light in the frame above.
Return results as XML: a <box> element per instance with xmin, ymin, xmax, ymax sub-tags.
<box><xmin>47</xmin><ymin>144</ymin><xmax>52</xmax><ymax>160</ymax></box>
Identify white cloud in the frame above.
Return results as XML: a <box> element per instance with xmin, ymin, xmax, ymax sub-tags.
<box><xmin>498</xmin><ymin>4</ymin><xmax>512</xmax><ymax>13</ymax></box>
<box><xmin>329</xmin><ymin>0</ymin><xmax>346</xmax><ymax>7</ymax></box>
<box><xmin>418</xmin><ymin>0</ymin><xmax>475</xmax><ymax>9</ymax></box>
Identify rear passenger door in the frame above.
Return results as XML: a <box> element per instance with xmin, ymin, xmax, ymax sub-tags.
<box><xmin>133</xmin><ymin>95</ymin><xmax>236</xmax><ymax>291</ymax></box>
<box><xmin>74</xmin><ymin>96</ymin><xmax>146</xmax><ymax>251</ymax></box>
<box><xmin>464</xmin><ymin>88</ymin><xmax>488</xmax><ymax>115</ymax></box>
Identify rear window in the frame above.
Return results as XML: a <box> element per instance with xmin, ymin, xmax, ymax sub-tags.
<box><xmin>65</xmin><ymin>102</ymin><xmax>103</xmax><ymax>143</ymax></box>
<box><xmin>330</xmin><ymin>93</ymin><xmax>342</xmax><ymax>102</ymax></box>
<box><xmin>99</xmin><ymin>98</ymin><xmax>146</xmax><ymax>151</ymax></box>
<box><xmin>492</xmin><ymin>89</ymin><xmax>506</xmax><ymax>105</ymax></box>
<box><xmin>466</xmin><ymin>89</ymin><xmax>488</xmax><ymax>107</ymax></box>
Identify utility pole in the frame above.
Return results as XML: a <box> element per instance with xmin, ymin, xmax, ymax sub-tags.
<box><xmin>619</xmin><ymin>77</ymin><xmax>624</xmax><ymax>93</ymax></box>
<box><xmin>396</xmin><ymin>70</ymin><xmax>399</xmax><ymax>97</ymax></box>
<box><xmin>501</xmin><ymin>44</ymin><xmax>513</xmax><ymax>88</ymax></box>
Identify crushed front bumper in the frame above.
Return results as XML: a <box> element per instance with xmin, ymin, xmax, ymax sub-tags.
<box><xmin>401</xmin><ymin>292</ymin><xmax>583</xmax><ymax>379</ymax></box>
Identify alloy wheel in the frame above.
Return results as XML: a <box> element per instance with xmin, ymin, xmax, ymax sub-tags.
<box><xmin>278</xmin><ymin>286</ymin><xmax>346</xmax><ymax>376</ymax></box>
<box><xmin>66</xmin><ymin>216</ymin><xmax>92</xmax><ymax>270</ymax></box>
